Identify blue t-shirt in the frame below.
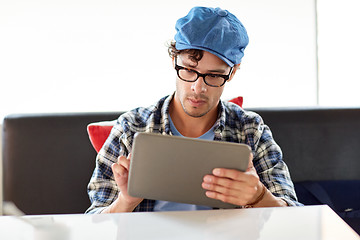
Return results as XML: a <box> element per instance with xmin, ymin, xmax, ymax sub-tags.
<box><xmin>153</xmin><ymin>115</ymin><xmax>214</xmax><ymax>212</ymax></box>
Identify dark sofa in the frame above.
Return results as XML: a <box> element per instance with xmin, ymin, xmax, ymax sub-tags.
<box><xmin>2</xmin><ymin>108</ymin><xmax>360</xmax><ymax>232</ymax></box>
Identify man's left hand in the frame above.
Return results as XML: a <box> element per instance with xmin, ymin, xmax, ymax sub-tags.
<box><xmin>201</xmin><ymin>154</ymin><xmax>264</xmax><ymax>206</ymax></box>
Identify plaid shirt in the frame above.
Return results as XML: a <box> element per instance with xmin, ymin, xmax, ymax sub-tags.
<box><xmin>86</xmin><ymin>94</ymin><xmax>301</xmax><ymax>213</ymax></box>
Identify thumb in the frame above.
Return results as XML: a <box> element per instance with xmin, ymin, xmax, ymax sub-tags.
<box><xmin>247</xmin><ymin>152</ymin><xmax>254</xmax><ymax>169</ymax></box>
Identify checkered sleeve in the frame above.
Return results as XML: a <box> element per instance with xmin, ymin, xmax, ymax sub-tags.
<box><xmin>86</xmin><ymin>117</ymin><xmax>131</xmax><ymax>214</ymax></box>
<box><xmin>244</xmin><ymin>113</ymin><xmax>302</xmax><ymax>206</ymax></box>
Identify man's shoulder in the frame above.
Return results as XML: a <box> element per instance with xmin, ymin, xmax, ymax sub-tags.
<box><xmin>222</xmin><ymin>101</ymin><xmax>263</xmax><ymax>124</ymax></box>
<box><xmin>120</xmin><ymin>106</ymin><xmax>156</xmax><ymax>122</ymax></box>
<box><xmin>117</xmin><ymin>95</ymin><xmax>168</xmax><ymax>128</ymax></box>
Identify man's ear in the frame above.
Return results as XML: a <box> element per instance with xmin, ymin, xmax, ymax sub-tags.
<box><xmin>172</xmin><ymin>57</ymin><xmax>175</xmax><ymax>68</ymax></box>
<box><xmin>228</xmin><ymin>63</ymin><xmax>241</xmax><ymax>82</ymax></box>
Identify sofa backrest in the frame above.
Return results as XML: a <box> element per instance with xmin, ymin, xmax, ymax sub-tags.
<box><xmin>253</xmin><ymin>107</ymin><xmax>360</xmax><ymax>182</ymax></box>
<box><xmin>2</xmin><ymin>112</ymin><xmax>121</xmax><ymax>215</ymax></box>
<box><xmin>2</xmin><ymin>107</ymin><xmax>360</xmax><ymax>215</ymax></box>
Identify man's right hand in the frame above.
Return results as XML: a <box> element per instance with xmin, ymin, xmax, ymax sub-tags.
<box><xmin>102</xmin><ymin>154</ymin><xmax>143</xmax><ymax>213</ymax></box>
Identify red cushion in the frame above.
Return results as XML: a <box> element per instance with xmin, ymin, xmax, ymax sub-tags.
<box><xmin>87</xmin><ymin>96</ymin><xmax>243</xmax><ymax>152</ymax></box>
<box><xmin>87</xmin><ymin>121</ymin><xmax>115</xmax><ymax>153</ymax></box>
<box><xmin>228</xmin><ymin>96</ymin><xmax>243</xmax><ymax>107</ymax></box>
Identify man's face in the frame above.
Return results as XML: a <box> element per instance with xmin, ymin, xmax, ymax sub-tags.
<box><xmin>174</xmin><ymin>51</ymin><xmax>234</xmax><ymax>118</ymax></box>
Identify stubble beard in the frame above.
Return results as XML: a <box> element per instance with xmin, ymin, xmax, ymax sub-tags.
<box><xmin>180</xmin><ymin>95</ymin><xmax>210</xmax><ymax>118</ymax></box>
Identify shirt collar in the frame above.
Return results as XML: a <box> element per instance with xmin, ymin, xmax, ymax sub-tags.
<box><xmin>160</xmin><ymin>93</ymin><xmax>174</xmax><ymax>135</ymax></box>
<box><xmin>160</xmin><ymin>92</ymin><xmax>226</xmax><ymax>136</ymax></box>
<box><xmin>214</xmin><ymin>100</ymin><xmax>226</xmax><ymax>136</ymax></box>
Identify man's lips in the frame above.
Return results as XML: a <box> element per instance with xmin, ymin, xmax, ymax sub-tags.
<box><xmin>188</xmin><ymin>98</ymin><xmax>206</xmax><ymax>107</ymax></box>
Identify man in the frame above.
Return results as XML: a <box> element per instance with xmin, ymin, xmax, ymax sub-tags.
<box><xmin>86</xmin><ymin>6</ymin><xmax>301</xmax><ymax>214</ymax></box>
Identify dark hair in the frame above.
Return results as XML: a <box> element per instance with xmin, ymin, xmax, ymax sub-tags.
<box><xmin>167</xmin><ymin>41</ymin><xmax>204</xmax><ymax>65</ymax></box>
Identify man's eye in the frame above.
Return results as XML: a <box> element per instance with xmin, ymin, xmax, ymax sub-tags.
<box><xmin>207</xmin><ymin>74</ymin><xmax>219</xmax><ymax>79</ymax></box>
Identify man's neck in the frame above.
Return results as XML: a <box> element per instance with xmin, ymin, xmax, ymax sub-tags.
<box><xmin>169</xmin><ymin>98</ymin><xmax>219</xmax><ymax>138</ymax></box>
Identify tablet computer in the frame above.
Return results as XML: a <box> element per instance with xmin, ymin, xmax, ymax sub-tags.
<box><xmin>128</xmin><ymin>132</ymin><xmax>251</xmax><ymax>209</ymax></box>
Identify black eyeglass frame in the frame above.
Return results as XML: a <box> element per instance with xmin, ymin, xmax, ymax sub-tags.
<box><xmin>174</xmin><ymin>58</ymin><xmax>233</xmax><ymax>87</ymax></box>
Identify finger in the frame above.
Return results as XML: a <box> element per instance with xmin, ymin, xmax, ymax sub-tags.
<box><xmin>112</xmin><ymin>162</ymin><xmax>128</xmax><ymax>178</ymax></box>
<box><xmin>205</xmin><ymin>191</ymin><xmax>249</xmax><ymax>206</ymax></box>
<box><xmin>204</xmin><ymin>181</ymin><xmax>256</xmax><ymax>196</ymax></box>
<box><xmin>202</xmin><ymin>181</ymin><xmax>242</xmax><ymax>197</ymax></box>
<box><xmin>118</xmin><ymin>155</ymin><xmax>130</xmax><ymax>171</ymax></box>
<box><xmin>247</xmin><ymin>152</ymin><xmax>254</xmax><ymax>169</ymax></box>
<box><xmin>202</xmin><ymin>176</ymin><xmax>257</xmax><ymax>197</ymax></box>
<box><xmin>212</xmin><ymin>168</ymin><xmax>259</xmax><ymax>186</ymax></box>
<box><xmin>203</xmin><ymin>175</ymin><xmax>243</xmax><ymax>191</ymax></box>
<box><xmin>212</xmin><ymin>168</ymin><xmax>248</xmax><ymax>181</ymax></box>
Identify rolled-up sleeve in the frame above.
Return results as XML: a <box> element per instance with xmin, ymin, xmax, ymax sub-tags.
<box><xmin>251</xmin><ymin>118</ymin><xmax>302</xmax><ymax>206</ymax></box>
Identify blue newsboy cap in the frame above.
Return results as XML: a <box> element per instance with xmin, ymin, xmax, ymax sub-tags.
<box><xmin>175</xmin><ymin>7</ymin><xmax>249</xmax><ymax>67</ymax></box>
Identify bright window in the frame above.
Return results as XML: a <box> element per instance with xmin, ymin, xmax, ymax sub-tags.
<box><xmin>317</xmin><ymin>0</ymin><xmax>360</xmax><ymax>106</ymax></box>
<box><xmin>4</xmin><ymin>0</ymin><xmax>355</xmax><ymax>121</ymax></box>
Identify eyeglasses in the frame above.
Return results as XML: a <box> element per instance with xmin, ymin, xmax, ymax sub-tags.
<box><xmin>174</xmin><ymin>58</ymin><xmax>233</xmax><ymax>87</ymax></box>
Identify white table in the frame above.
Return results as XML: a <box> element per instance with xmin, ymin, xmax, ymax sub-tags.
<box><xmin>0</xmin><ymin>205</ymin><xmax>358</xmax><ymax>240</ymax></box>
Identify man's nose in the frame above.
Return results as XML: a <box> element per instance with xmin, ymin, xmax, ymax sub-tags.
<box><xmin>191</xmin><ymin>76</ymin><xmax>207</xmax><ymax>93</ymax></box>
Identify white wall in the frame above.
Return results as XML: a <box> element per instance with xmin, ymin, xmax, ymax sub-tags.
<box><xmin>317</xmin><ymin>0</ymin><xmax>360</xmax><ymax>106</ymax></box>
<box><xmin>0</xmin><ymin>0</ymin><xmax>317</xmax><ymax>119</ymax></box>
